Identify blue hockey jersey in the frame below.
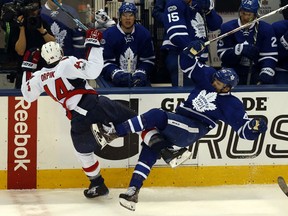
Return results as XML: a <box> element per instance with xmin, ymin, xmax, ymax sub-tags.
<box><xmin>162</xmin><ymin>0</ymin><xmax>222</xmax><ymax>61</ymax></box>
<box><xmin>272</xmin><ymin>20</ymin><xmax>288</xmax><ymax>71</ymax></box>
<box><xmin>217</xmin><ymin>19</ymin><xmax>278</xmax><ymax>82</ymax></box>
<box><xmin>41</xmin><ymin>3</ymin><xmax>85</xmax><ymax>58</ymax></box>
<box><xmin>101</xmin><ymin>23</ymin><xmax>155</xmax><ymax>80</ymax></box>
<box><xmin>177</xmin><ymin>53</ymin><xmax>261</xmax><ymax>140</ymax></box>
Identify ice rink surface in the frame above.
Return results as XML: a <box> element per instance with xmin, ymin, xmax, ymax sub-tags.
<box><xmin>0</xmin><ymin>184</ymin><xmax>287</xmax><ymax>216</ymax></box>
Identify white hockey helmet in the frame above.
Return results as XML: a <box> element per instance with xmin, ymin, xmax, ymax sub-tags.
<box><xmin>41</xmin><ymin>41</ymin><xmax>63</xmax><ymax>65</ymax></box>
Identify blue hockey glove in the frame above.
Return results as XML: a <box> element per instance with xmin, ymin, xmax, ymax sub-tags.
<box><xmin>84</xmin><ymin>29</ymin><xmax>102</xmax><ymax>47</ymax></box>
<box><xmin>21</xmin><ymin>48</ymin><xmax>41</xmax><ymax>72</ymax></box>
<box><xmin>183</xmin><ymin>40</ymin><xmax>205</xmax><ymax>59</ymax></box>
<box><xmin>132</xmin><ymin>69</ymin><xmax>147</xmax><ymax>87</ymax></box>
<box><xmin>259</xmin><ymin>67</ymin><xmax>275</xmax><ymax>84</ymax></box>
<box><xmin>111</xmin><ymin>69</ymin><xmax>132</xmax><ymax>87</ymax></box>
<box><xmin>235</xmin><ymin>43</ymin><xmax>259</xmax><ymax>62</ymax></box>
<box><xmin>193</xmin><ymin>0</ymin><xmax>214</xmax><ymax>13</ymax></box>
<box><xmin>249</xmin><ymin>118</ymin><xmax>267</xmax><ymax>133</ymax></box>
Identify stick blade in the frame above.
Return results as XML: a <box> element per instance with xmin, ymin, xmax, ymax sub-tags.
<box><xmin>277</xmin><ymin>176</ymin><xmax>288</xmax><ymax>197</ymax></box>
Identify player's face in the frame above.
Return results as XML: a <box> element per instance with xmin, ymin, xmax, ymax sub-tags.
<box><xmin>212</xmin><ymin>79</ymin><xmax>230</xmax><ymax>93</ymax></box>
<box><xmin>120</xmin><ymin>12</ymin><xmax>135</xmax><ymax>32</ymax></box>
<box><xmin>239</xmin><ymin>11</ymin><xmax>256</xmax><ymax>25</ymax></box>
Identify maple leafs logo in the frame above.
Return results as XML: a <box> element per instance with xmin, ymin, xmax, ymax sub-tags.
<box><xmin>192</xmin><ymin>90</ymin><xmax>217</xmax><ymax>112</ymax></box>
<box><xmin>191</xmin><ymin>13</ymin><xmax>206</xmax><ymax>39</ymax></box>
<box><xmin>119</xmin><ymin>48</ymin><xmax>137</xmax><ymax>73</ymax></box>
<box><xmin>51</xmin><ymin>22</ymin><xmax>67</xmax><ymax>47</ymax></box>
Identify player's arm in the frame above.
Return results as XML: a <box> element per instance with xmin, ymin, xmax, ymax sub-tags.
<box><xmin>163</xmin><ymin>2</ymin><xmax>191</xmax><ymax>49</ymax></box>
<box><xmin>224</xmin><ymin>99</ymin><xmax>267</xmax><ymax>140</ymax></box>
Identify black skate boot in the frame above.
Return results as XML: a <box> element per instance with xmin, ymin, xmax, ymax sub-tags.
<box><xmin>161</xmin><ymin>147</ymin><xmax>192</xmax><ymax>168</ymax></box>
<box><xmin>119</xmin><ymin>186</ymin><xmax>139</xmax><ymax>211</ymax></box>
<box><xmin>84</xmin><ymin>176</ymin><xmax>109</xmax><ymax>198</ymax></box>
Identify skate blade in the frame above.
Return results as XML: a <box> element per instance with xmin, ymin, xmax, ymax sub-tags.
<box><xmin>119</xmin><ymin>198</ymin><xmax>136</xmax><ymax>211</ymax></box>
<box><xmin>278</xmin><ymin>176</ymin><xmax>288</xmax><ymax>196</ymax></box>
<box><xmin>169</xmin><ymin>150</ymin><xmax>192</xmax><ymax>168</ymax></box>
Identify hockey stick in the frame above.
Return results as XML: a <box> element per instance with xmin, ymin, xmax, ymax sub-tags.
<box><xmin>278</xmin><ymin>176</ymin><xmax>288</xmax><ymax>197</ymax></box>
<box><xmin>51</xmin><ymin>0</ymin><xmax>88</xmax><ymax>31</ymax></box>
<box><xmin>204</xmin><ymin>3</ymin><xmax>288</xmax><ymax>46</ymax></box>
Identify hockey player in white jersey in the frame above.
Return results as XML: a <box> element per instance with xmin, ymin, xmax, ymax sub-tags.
<box><xmin>21</xmin><ymin>29</ymin><xmax>138</xmax><ymax>198</ymax></box>
<box><xmin>217</xmin><ymin>0</ymin><xmax>278</xmax><ymax>85</ymax></box>
<box><xmin>102</xmin><ymin>40</ymin><xmax>268</xmax><ymax>211</ymax></box>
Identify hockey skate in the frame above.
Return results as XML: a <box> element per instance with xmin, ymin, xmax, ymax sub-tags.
<box><xmin>119</xmin><ymin>186</ymin><xmax>139</xmax><ymax>211</ymax></box>
<box><xmin>92</xmin><ymin>123</ymin><xmax>118</xmax><ymax>149</ymax></box>
<box><xmin>84</xmin><ymin>182</ymin><xmax>109</xmax><ymax>198</ymax></box>
<box><xmin>161</xmin><ymin>147</ymin><xmax>192</xmax><ymax>168</ymax></box>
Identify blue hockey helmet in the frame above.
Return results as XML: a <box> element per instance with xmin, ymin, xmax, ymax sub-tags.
<box><xmin>213</xmin><ymin>68</ymin><xmax>239</xmax><ymax>89</ymax></box>
<box><xmin>118</xmin><ymin>2</ymin><xmax>138</xmax><ymax>16</ymax></box>
<box><xmin>239</xmin><ymin>0</ymin><xmax>259</xmax><ymax>14</ymax></box>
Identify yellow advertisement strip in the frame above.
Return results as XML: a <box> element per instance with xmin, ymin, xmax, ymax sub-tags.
<box><xmin>35</xmin><ymin>165</ymin><xmax>288</xmax><ymax>189</ymax></box>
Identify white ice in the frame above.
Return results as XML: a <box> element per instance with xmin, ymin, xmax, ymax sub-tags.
<box><xmin>0</xmin><ymin>184</ymin><xmax>287</xmax><ymax>216</ymax></box>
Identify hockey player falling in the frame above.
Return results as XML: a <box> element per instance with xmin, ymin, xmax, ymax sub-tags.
<box><xmin>102</xmin><ymin>40</ymin><xmax>268</xmax><ymax>211</ymax></box>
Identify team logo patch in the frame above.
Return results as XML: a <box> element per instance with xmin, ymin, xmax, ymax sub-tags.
<box><xmin>168</xmin><ymin>5</ymin><xmax>177</xmax><ymax>12</ymax></box>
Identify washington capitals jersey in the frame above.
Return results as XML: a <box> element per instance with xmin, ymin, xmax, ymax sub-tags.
<box><xmin>101</xmin><ymin>23</ymin><xmax>155</xmax><ymax>80</ymax></box>
<box><xmin>41</xmin><ymin>3</ymin><xmax>85</xmax><ymax>58</ymax></box>
<box><xmin>162</xmin><ymin>0</ymin><xmax>222</xmax><ymax>61</ymax></box>
<box><xmin>217</xmin><ymin>19</ymin><xmax>278</xmax><ymax>71</ymax></box>
<box><xmin>272</xmin><ymin>20</ymin><xmax>288</xmax><ymax>71</ymax></box>
<box><xmin>177</xmin><ymin>53</ymin><xmax>261</xmax><ymax>140</ymax></box>
<box><xmin>21</xmin><ymin>47</ymin><xmax>103</xmax><ymax>111</ymax></box>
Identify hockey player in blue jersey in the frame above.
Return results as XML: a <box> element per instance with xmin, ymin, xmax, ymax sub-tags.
<box><xmin>102</xmin><ymin>40</ymin><xmax>267</xmax><ymax>211</ymax></box>
<box><xmin>41</xmin><ymin>0</ymin><xmax>85</xmax><ymax>58</ymax></box>
<box><xmin>217</xmin><ymin>0</ymin><xmax>278</xmax><ymax>85</ymax></box>
<box><xmin>101</xmin><ymin>2</ymin><xmax>155</xmax><ymax>87</ymax></box>
<box><xmin>272</xmin><ymin>20</ymin><xmax>288</xmax><ymax>84</ymax></box>
<box><xmin>162</xmin><ymin>0</ymin><xmax>222</xmax><ymax>86</ymax></box>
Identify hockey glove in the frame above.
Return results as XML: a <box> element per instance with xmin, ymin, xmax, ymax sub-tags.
<box><xmin>111</xmin><ymin>69</ymin><xmax>132</xmax><ymax>87</ymax></box>
<box><xmin>249</xmin><ymin>118</ymin><xmax>267</xmax><ymax>133</ymax></box>
<box><xmin>183</xmin><ymin>40</ymin><xmax>205</xmax><ymax>59</ymax></box>
<box><xmin>132</xmin><ymin>69</ymin><xmax>148</xmax><ymax>87</ymax></box>
<box><xmin>21</xmin><ymin>48</ymin><xmax>41</xmax><ymax>73</ymax></box>
<box><xmin>280</xmin><ymin>31</ymin><xmax>288</xmax><ymax>50</ymax></box>
<box><xmin>84</xmin><ymin>29</ymin><xmax>102</xmax><ymax>47</ymax></box>
<box><xmin>235</xmin><ymin>43</ymin><xmax>259</xmax><ymax>62</ymax></box>
<box><xmin>259</xmin><ymin>67</ymin><xmax>275</xmax><ymax>84</ymax></box>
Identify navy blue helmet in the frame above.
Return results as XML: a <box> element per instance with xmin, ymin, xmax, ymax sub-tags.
<box><xmin>240</xmin><ymin>0</ymin><xmax>259</xmax><ymax>14</ymax></box>
<box><xmin>214</xmin><ymin>68</ymin><xmax>239</xmax><ymax>89</ymax></box>
<box><xmin>118</xmin><ymin>2</ymin><xmax>138</xmax><ymax>16</ymax></box>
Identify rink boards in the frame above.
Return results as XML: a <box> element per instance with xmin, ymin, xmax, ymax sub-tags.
<box><xmin>1</xmin><ymin>87</ymin><xmax>288</xmax><ymax>189</ymax></box>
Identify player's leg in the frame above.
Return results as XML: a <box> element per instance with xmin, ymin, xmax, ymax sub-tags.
<box><xmin>119</xmin><ymin>137</ymin><xmax>168</xmax><ymax>211</ymax></box>
<box><xmin>70</xmin><ymin>114</ymin><xmax>109</xmax><ymax>198</ymax></box>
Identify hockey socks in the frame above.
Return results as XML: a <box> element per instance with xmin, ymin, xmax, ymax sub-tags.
<box><xmin>115</xmin><ymin>108</ymin><xmax>168</xmax><ymax>136</ymax></box>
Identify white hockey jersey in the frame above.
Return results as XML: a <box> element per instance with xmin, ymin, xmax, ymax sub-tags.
<box><xmin>21</xmin><ymin>47</ymin><xmax>103</xmax><ymax>111</ymax></box>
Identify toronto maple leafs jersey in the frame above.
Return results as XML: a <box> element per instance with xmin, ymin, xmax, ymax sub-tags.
<box><xmin>177</xmin><ymin>53</ymin><xmax>261</xmax><ymax>140</ymax></box>
<box><xmin>21</xmin><ymin>47</ymin><xmax>103</xmax><ymax>111</ymax></box>
<box><xmin>41</xmin><ymin>3</ymin><xmax>85</xmax><ymax>58</ymax></box>
<box><xmin>272</xmin><ymin>20</ymin><xmax>288</xmax><ymax>71</ymax></box>
<box><xmin>217</xmin><ymin>19</ymin><xmax>278</xmax><ymax>74</ymax></box>
<box><xmin>101</xmin><ymin>23</ymin><xmax>155</xmax><ymax>80</ymax></box>
<box><xmin>162</xmin><ymin>0</ymin><xmax>222</xmax><ymax>61</ymax></box>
